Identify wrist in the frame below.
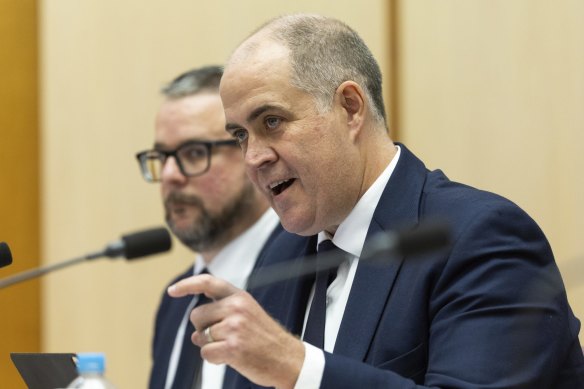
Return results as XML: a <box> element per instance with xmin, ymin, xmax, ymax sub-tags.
<box><xmin>275</xmin><ymin>337</ymin><xmax>305</xmax><ymax>389</ymax></box>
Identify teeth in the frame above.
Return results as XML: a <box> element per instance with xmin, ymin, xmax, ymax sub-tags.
<box><xmin>269</xmin><ymin>179</ymin><xmax>290</xmax><ymax>190</ymax></box>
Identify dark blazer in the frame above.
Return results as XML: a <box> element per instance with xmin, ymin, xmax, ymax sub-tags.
<box><xmin>149</xmin><ymin>265</ymin><xmax>196</xmax><ymax>389</ymax></box>
<box><xmin>238</xmin><ymin>144</ymin><xmax>584</xmax><ymax>388</ymax></box>
<box><xmin>149</xmin><ymin>224</ymin><xmax>284</xmax><ymax>389</ymax></box>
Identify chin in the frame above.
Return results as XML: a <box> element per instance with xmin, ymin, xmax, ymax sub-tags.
<box><xmin>168</xmin><ymin>216</ymin><xmax>195</xmax><ymax>233</ymax></box>
<box><xmin>280</xmin><ymin>215</ymin><xmax>320</xmax><ymax>237</ymax></box>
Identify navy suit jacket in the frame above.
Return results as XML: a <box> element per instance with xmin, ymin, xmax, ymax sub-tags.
<box><xmin>235</xmin><ymin>144</ymin><xmax>584</xmax><ymax>388</ymax></box>
<box><xmin>149</xmin><ymin>225</ymin><xmax>284</xmax><ymax>389</ymax></box>
<box><xmin>149</xmin><ymin>265</ymin><xmax>198</xmax><ymax>389</ymax></box>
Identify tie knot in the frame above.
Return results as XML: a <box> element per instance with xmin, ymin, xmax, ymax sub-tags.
<box><xmin>316</xmin><ymin>240</ymin><xmax>341</xmax><ymax>286</ymax></box>
<box><xmin>318</xmin><ymin>239</ymin><xmax>338</xmax><ymax>254</ymax></box>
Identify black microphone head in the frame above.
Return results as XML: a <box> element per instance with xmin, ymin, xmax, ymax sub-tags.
<box><xmin>121</xmin><ymin>227</ymin><xmax>172</xmax><ymax>260</ymax></box>
<box><xmin>362</xmin><ymin>220</ymin><xmax>451</xmax><ymax>261</ymax></box>
<box><xmin>396</xmin><ymin>221</ymin><xmax>451</xmax><ymax>257</ymax></box>
<box><xmin>1</xmin><ymin>242</ymin><xmax>13</xmax><ymax>268</ymax></box>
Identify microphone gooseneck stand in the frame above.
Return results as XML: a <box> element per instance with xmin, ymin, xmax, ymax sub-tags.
<box><xmin>0</xmin><ymin>227</ymin><xmax>171</xmax><ymax>290</ymax></box>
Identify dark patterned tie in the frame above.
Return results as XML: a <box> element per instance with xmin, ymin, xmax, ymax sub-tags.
<box><xmin>303</xmin><ymin>240</ymin><xmax>341</xmax><ymax>349</ymax></box>
<box><xmin>171</xmin><ymin>271</ymin><xmax>211</xmax><ymax>389</ymax></box>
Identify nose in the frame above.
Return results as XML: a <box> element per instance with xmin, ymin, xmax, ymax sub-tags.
<box><xmin>244</xmin><ymin>136</ymin><xmax>277</xmax><ymax>170</ymax></box>
<box><xmin>160</xmin><ymin>156</ymin><xmax>187</xmax><ymax>184</ymax></box>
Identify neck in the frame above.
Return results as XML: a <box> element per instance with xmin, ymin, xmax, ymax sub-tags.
<box><xmin>359</xmin><ymin>131</ymin><xmax>396</xmax><ymax>200</ymax></box>
<box><xmin>200</xmin><ymin>249</ymin><xmax>220</xmax><ymax>265</ymax></box>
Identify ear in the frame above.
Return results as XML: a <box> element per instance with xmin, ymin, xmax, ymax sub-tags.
<box><xmin>336</xmin><ymin>81</ymin><xmax>366</xmax><ymax>139</ymax></box>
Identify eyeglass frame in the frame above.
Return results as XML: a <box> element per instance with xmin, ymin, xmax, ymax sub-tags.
<box><xmin>135</xmin><ymin>139</ymin><xmax>239</xmax><ymax>182</ymax></box>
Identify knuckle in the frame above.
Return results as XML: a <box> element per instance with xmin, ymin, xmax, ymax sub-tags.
<box><xmin>228</xmin><ymin>291</ymin><xmax>252</xmax><ymax>312</ymax></box>
<box><xmin>225</xmin><ymin>297</ymin><xmax>244</xmax><ymax>314</ymax></box>
<box><xmin>225</xmin><ymin>314</ymin><xmax>245</xmax><ymax>332</ymax></box>
<box><xmin>224</xmin><ymin>336</ymin><xmax>243</xmax><ymax>359</ymax></box>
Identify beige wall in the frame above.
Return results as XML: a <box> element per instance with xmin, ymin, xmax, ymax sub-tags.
<box><xmin>397</xmin><ymin>0</ymin><xmax>584</xmax><ymax>332</ymax></box>
<box><xmin>39</xmin><ymin>1</ymin><xmax>389</xmax><ymax>387</ymax></box>
<box><xmin>0</xmin><ymin>1</ymin><xmax>40</xmax><ymax>387</ymax></box>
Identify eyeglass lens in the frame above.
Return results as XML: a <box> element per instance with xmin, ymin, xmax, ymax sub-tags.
<box><xmin>141</xmin><ymin>143</ymin><xmax>210</xmax><ymax>181</ymax></box>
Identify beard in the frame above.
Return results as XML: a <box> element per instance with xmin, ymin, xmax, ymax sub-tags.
<box><xmin>164</xmin><ymin>182</ymin><xmax>258</xmax><ymax>252</ymax></box>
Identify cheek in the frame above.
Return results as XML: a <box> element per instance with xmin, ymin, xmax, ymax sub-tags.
<box><xmin>196</xmin><ymin>171</ymin><xmax>232</xmax><ymax>198</ymax></box>
<box><xmin>160</xmin><ymin>181</ymin><xmax>173</xmax><ymax>200</ymax></box>
<box><xmin>303</xmin><ymin>145</ymin><xmax>355</xmax><ymax>218</ymax></box>
<box><xmin>244</xmin><ymin>167</ymin><xmax>260</xmax><ymax>188</ymax></box>
<box><xmin>203</xmin><ymin>162</ymin><xmax>249</xmax><ymax>198</ymax></box>
<box><xmin>209</xmin><ymin>153</ymin><xmax>243</xmax><ymax>178</ymax></box>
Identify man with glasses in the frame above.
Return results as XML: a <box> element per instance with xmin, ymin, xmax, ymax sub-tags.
<box><xmin>136</xmin><ymin>66</ymin><xmax>279</xmax><ymax>389</ymax></box>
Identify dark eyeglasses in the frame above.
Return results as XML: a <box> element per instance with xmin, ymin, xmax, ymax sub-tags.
<box><xmin>135</xmin><ymin>139</ymin><xmax>238</xmax><ymax>182</ymax></box>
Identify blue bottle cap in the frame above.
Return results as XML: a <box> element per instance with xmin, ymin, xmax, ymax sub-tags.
<box><xmin>76</xmin><ymin>352</ymin><xmax>105</xmax><ymax>374</ymax></box>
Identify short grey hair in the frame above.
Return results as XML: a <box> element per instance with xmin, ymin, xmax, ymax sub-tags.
<box><xmin>257</xmin><ymin>14</ymin><xmax>386</xmax><ymax>126</ymax></box>
<box><xmin>161</xmin><ymin>65</ymin><xmax>223</xmax><ymax>98</ymax></box>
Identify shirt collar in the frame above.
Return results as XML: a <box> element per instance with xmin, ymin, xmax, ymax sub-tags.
<box><xmin>319</xmin><ymin>145</ymin><xmax>401</xmax><ymax>258</ymax></box>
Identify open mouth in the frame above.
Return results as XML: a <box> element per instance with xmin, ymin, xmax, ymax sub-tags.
<box><xmin>269</xmin><ymin>178</ymin><xmax>295</xmax><ymax>196</ymax></box>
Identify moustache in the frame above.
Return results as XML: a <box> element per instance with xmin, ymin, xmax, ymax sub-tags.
<box><xmin>164</xmin><ymin>192</ymin><xmax>204</xmax><ymax>208</ymax></box>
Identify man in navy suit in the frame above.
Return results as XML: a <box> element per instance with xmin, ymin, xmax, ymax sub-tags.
<box><xmin>168</xmin><ymin>16</ymin><xmax>584</xmax><ymax>388</ymax></box>
<box><xmin>136</xmin><ymin>66</ymin><xmax>279</xmax><ymax>389</ymax></box>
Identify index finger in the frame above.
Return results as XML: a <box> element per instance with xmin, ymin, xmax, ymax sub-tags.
<box><xmin>167</xmin><ymin>273</ymin><xmax>239</xmax><ymax>300</ymax></box>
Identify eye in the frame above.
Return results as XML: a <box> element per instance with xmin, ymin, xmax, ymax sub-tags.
<box><xmin>180</xmin><ymin>145</ymin><xmax>207</xmax><ymax>161</ymax></box>
<box><xmin>265</xmin><ymin>116</ymin><xmax>281</xmax><ymax>130</ymax></box>
<box><xmin>233</xmin><ymin>129</ymin><xmax>249</xmax><ymax>144</ymax></box>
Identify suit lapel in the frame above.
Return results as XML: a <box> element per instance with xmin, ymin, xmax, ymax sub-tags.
<box><xmin>333</xmin><ymin>144</ymin><xmax>428</xmax><ymax>361</ymax></box>
<box><xmin>280</xmin><ymin>236</ymin><xmax>319</xmax><ymax>335</ymax></box>
<box><xmin>248</xmin><ymin>232</ymin><xmax>318</xmax><ymax>335</ymax></box>
<box><xmin>332</xmin><ymin>220</ymin><xmax>404</xmax><ymax>359</ymax></box>
<box><xmin>149</xmin><ymin>266</ymin><xmax>195</xmax><ymax>389</ymax></box>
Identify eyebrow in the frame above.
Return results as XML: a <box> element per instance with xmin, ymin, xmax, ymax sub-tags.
<box><xmin>153</xmin><ymin>138</ymin><xmax>213</xmax><ymax>150</ymax></box>
<box><xmin>225</xmin><ymin>103</ymin><xmax>285</xmax><ymax>132</ymax></box>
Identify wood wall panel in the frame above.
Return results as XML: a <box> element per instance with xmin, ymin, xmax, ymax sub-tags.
<box><xmin>0</xmin><ymin>1</ymin><xmax>40</xmax><ymax>387</ymax></box>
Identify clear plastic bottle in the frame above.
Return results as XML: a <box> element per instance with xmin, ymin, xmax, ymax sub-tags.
<box><xmin>66</xmin><ymin>352</ymin><xmax>117</xmax><ymax>389</ymax></box>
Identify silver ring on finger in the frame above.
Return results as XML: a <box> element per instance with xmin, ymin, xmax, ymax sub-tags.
<box><xmin>204</xmin><ymin>326</ymin><xmax>214</xmax><ymax>343</ymax></box>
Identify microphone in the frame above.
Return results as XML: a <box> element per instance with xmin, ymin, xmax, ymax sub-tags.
<box><xmin>87</xmin><ymin>227</ymin><xmax>172</xmax><ymax>260</ymax></box>
<box><xmin>361</xmin><ymin>220</ymin><xmax>451</xmax><ymax>260</ymax></box>
<box><xmin>1</xmin><ymin>242</ymin><xmax>13</xmax><ymax>269</ymax></box>
<box><xmin>247</xmin><ymin>220</ymin><xmax>451</xmax><ymax>290</ymax></box>
<box><xmin>0</xmin><ymin>227</ymin><xmax>171</xmax><ymax>289</ymax></box>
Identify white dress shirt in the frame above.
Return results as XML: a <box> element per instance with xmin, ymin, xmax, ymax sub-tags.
<box><xmin>164</xmin><ymin>208</ymin><xmax>280</xmax><ymax>389</ymax></box>
<box><xmin>295</xmin><ymin>146</ymin><xmax>401</xmax><ymax>389</ymax></box>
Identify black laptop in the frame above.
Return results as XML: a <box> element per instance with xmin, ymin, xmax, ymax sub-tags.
<box><xmin>10</xmin><ymin>353</ymin><xmax>78</xmax><ymax>389</ymax></box>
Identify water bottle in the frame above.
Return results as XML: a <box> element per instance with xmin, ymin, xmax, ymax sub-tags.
<box><xmin>67</xmin><ymin>352</ymin><xmax>116</xmax><ymax>389</ymax></box>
